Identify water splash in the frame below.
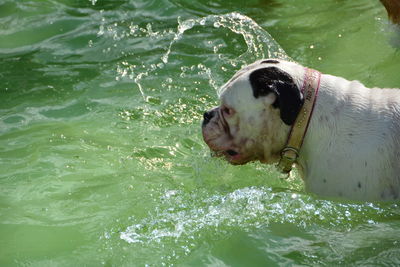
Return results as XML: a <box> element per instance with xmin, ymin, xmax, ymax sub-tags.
<box><xmin>120</xmin><ymin>187</ymin><xmax>396</xmax><ymax>244</ymax></box>
<box><xmin>114</xmin><ymin>12</ymin><xmax>289</xmax><ymax>100</ymax></box>
<box><xmin>162</xmin><ymin>12</ymin><xmax>289</xmax><ymax>65</ymax></box>
<box><xmin>112</xmin><ymin>187</ymin><xmax>400</xmax><ymax>265</ymax></box>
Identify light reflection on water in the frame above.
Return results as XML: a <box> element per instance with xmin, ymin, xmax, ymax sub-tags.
<box><xmin>115</xmin><ymin>186</ymin><xmax>399</xmax><ymax>265</ymax></box>
<box><xmin>2</xmin><ymin>0</ymin><xmax>400</xmax><ymax>266</ymax></box>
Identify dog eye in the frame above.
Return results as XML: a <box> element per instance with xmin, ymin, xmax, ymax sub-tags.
<box><xmin>222</xmin><ymin>106</ymin><xmax>234</xmax><ymax>117</ymax></box>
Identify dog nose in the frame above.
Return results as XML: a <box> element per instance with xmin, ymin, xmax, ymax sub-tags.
<box><xmin>203</xmin><ymin>110</ymin><xmax>216</xmax><ymax>126</ymax></box>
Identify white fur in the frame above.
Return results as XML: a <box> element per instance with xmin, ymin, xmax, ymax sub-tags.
<box><xmin>300</xmin><ymin>72</ymin><xmax>400</xmax><ymax>200</ymax></box>
<box><xmin>202</xmin><ymin>59</ymin><xmax>400</xmax><ymax>201</ymax></box>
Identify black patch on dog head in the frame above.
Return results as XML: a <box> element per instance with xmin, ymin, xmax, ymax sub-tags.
<box><xmin>261</xmin><ymin>59</ymin><xmax>279</xmax><ymax>64</ymax></box>
<box><xmin>249</xmin><ymin>67</ymin><xmax>303</xmax><ymax>125</ymax></box>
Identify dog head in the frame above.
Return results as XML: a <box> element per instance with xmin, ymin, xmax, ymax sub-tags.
<box><xmin>202</xmin><ymin>59</ymin><xmax>306</xmax><ymax>165</ymax></box>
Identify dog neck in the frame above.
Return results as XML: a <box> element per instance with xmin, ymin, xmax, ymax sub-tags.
<box><xmin>277</xmin><ymin>68</ymin><xmax>321</xmax><ymax>174</ymax></box>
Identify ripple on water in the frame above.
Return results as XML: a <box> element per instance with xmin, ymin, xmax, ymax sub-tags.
<box><xmin>114</xmin><ymin>186</ymin><xmax>400</xmax><ymax>265</ymax></box>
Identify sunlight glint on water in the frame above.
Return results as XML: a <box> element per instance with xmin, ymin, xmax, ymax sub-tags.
<box><xmin>1</xmin><ymin>0</ymin><xmax>400</xmax><ymax>266</ymax></box>
<box><xmin>117</xmin><ymin>187</ymin><xmax>400</xmax><ymax>265</ymax></box>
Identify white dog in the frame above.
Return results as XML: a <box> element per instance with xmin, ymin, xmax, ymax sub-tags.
<box><xmin>202</xmin><ymin>59</ymin><xmax>400</xmax><ymax>201</ymax></box>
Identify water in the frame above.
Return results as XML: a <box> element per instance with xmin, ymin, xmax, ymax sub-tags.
<box><xmin>1</xmin><ymin>0</ymin><xmax>400</xmax><ymax>266</ymax></box>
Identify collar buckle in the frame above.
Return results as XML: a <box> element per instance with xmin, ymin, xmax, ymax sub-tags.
<box><xmin>277</xmin><ymin>147</ymin><xmax>299</xmax><ymax>174</ymax></box>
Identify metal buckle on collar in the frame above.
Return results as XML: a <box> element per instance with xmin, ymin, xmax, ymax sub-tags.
<box><xmin>277</xmin><ymin>147</ymin><xmax>299</xmax><ymax>175</ymax></box>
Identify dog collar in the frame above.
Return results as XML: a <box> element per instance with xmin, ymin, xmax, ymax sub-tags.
<box><xmin>277</xmin><ymin>67</ymin><xmax>321</xmax><ymax>174</ymax></box>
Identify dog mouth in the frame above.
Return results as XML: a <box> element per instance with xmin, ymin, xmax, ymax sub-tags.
<box><xmin>203</xmin><ymin>109</ymin><xmax>243</xmax><ymax>162</ymax></box>
<box><xmin>225</xmin><ymin>149</ymin><xmax>239</xmax><ymax>156</ymax></box>
<box><xmin>211</xmin><ymin>148</ymin><xmax>242</xmax><ymax>162</ymax></box>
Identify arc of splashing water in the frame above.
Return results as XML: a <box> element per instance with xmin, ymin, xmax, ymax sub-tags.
<box><xmin>161</xmin><ymin>12</ymin><xmax>289</xmax><ymax>65</ymax></box>
<box><xmin>135</xmin><ymin>12</ymin><xmax>290</xmax><ymax>101</ymax></box>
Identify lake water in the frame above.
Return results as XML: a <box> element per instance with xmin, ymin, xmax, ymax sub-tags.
<box><xmin>1</xmin><ymin>0</ymin><xmax>400</xmax><ymax>266</ymax></box>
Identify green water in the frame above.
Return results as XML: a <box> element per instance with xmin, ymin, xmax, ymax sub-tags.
<box><xmin>1</xmin><ymin>0</ymin><xmax>400</xmax><ymax>266</ymax></box>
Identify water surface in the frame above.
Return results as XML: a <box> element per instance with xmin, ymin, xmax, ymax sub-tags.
<box><xmin>1</xmin><ymin>0</ymin><xmax>400</xmax><ymax>266</ymax></box>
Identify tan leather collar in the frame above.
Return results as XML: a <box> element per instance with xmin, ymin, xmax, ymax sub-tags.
<box><xmin>277</xmin><ymin>68</ymin><xmax>321</xmax><ymax>174</ymax></box>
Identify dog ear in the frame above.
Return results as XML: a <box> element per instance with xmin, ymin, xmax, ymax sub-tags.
<box><xmin>249</xmin><ymin>67</ymin><xmax>303</xmax><ymax>125</ymax></box>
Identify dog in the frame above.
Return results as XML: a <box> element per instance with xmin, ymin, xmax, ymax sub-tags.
<box><xmin>201</xmin><ymin>59</ymin><xmax>400</xmax><ymax>201</ymax></box>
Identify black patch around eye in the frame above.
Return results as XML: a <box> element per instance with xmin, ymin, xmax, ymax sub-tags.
<box><xmin>261</xmin><ymin>59</ymin><xmax>279</xmax><ymax>64</ymax></box>
<box><xmin>249</xmin><ymin>67</ymin><xmax>293</xmax><ymax>99</ymax></box>
<box><xmin>249</xmin><ymin>67</ymin><xmax>303</xmax><ymax>125</ymax></box>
